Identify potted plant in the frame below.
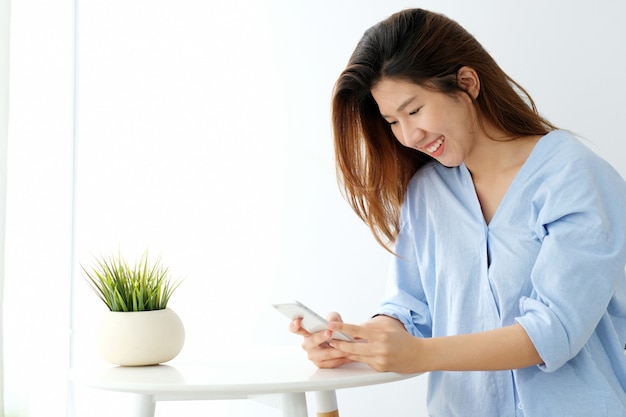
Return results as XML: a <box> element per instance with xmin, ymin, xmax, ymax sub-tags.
<box><xmin>82</xmin><ymin>250</ymin><xmax>185</xmax><ymax>366</ymax></box>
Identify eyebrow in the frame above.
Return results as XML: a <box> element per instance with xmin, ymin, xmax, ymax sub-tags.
<box><xmin>380</xmin><ymin>95</ymin><xmax>417</xmax><ymax>118</ymax></box>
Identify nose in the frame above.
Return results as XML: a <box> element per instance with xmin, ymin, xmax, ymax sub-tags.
<box><xmin>396</xmin><ymin>121</ymin><xmax>424</xmax><ymax>149</ymax></box>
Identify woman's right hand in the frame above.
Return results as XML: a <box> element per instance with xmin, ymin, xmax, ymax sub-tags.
<box><xmin>289</xmin><ymin>312</ymin><xmax>354</xmax><ymax>369</ymax></box>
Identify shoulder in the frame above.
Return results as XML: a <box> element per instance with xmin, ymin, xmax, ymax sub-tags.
<box><xmin>527</xmin><ymin>130</ymin><xmax>626</xmax><ymax>233</ymax></box>
<box><xmin>525</xmin><ymin>130</ymin><xmax>624</xmax><ymax>193</ymax></box>
<box><xmin>534</xmin><ymin>130</ymin><xmax>618</xmax><ymax>173</ymax></box>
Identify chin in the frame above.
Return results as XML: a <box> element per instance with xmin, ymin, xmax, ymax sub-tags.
<box><xmin>436</xmin><ymin>158</ymin><xmax>463</xmax><ymax>168</ymax></box>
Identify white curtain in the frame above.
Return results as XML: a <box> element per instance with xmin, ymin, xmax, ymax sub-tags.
<box><xmin>0</xmin><ymin>1</ymin><xmax>10</xmax><ymax>416</ymax></box>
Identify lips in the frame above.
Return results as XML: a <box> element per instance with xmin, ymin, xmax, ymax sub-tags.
<box><xmin>423</xmin><ymin>136</ymin><xmax>444</xmax><ymax>157</ymax></box>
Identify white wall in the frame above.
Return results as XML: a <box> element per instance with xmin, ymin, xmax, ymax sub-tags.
<box><xmin>4</xmin><ymin>1</ymin><xmax>626</xmax><ymax>416</ymax></box>
<box><xmin>4</xmin><ymin>0</ymin><xmax>74</xmax><ymax>415</ymax></box>
<box><xmin>0</xmin><ymin>0</ymin><xmax>9</xmax><ymax>414</ymax></box>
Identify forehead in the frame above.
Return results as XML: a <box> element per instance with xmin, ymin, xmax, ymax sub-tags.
<box><xmin>371</xmin><ymin>78</ymin><xmax>433</xmax><ymax>110</ymax></box>
<box><xmin>372</xmin><ymin>78</ymin><xmax>421</xmax><ymax>94</ymax></box>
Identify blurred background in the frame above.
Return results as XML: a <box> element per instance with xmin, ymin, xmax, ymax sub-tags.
<box><xmin>3</xmin><ymin>0</ymin><xmax>625</xmax><ymax>415</ymax></box>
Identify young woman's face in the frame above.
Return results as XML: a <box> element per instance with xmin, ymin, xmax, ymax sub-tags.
<box><xmin>371</xmin><ymin>77</ymin><xmax>479</xmax><ymax>167</ymax></box>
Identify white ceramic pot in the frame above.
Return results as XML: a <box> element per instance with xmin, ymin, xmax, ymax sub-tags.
<box><xmin>97</xmin><ymin>308</ymin><xmax>185</xmax><ymax>366</ymax></box>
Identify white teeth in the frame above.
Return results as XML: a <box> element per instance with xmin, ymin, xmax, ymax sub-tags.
<box><xmin>426</xmin><ymin>138</ymin><xmax>443</xmax><ymax>153</ymax></box>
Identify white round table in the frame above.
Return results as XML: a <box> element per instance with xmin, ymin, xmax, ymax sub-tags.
<box><xmin>71</xmin><ymin>346</ymin><xmax>420</xmax><ymax>417</ymax></box>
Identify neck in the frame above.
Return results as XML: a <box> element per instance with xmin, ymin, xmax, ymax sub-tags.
<box><xmin>464</xmin><ymin>127</ymin><xmax>541</xmax><ymax>177</ymax></box>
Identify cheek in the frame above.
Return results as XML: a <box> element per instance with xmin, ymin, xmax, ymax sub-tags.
<box><xmin>389</xmin><ymin>125</ymin><xmax>405</xmax><ymax>146</ymax></box>
<box><xmin>439</xmin><ymin>103</ymin><xmax>474</xmax><ymax>132</ymax></box>
<box><xmin>455</xmin><ymin>99</ymin><xmax>478</xmax><ymax>126</ymax></box>
<box><xmin>461</xmin><ymin>108</ymin><xmax>480</xmax><ymax>133</ymax></box>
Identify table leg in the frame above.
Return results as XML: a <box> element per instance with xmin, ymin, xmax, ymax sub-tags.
<box><xmin>281</xmin><ymin>392</ymin><xmax>308</xmax><ymax>417</ymax></box>
<box><xmin>314</xmin><ymin>390</ymin><xmax>339</xmax><ymax>417</ymax></box>
<box><xmin>129</xmin><ymin>394</ymin><xmax>156</xmax><ymax>417</ymax></box>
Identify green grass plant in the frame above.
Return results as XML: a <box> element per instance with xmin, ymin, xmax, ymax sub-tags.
<box><xmin>82</xmin><ymin>251</ymin><xmax>182</xmax><ymax>312</ymax></box>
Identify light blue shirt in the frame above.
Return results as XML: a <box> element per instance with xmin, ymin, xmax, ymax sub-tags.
<box><xmin>376</xmin><ymin>130</ymin><xmax>626</xmax><ymax>416</ymax></box>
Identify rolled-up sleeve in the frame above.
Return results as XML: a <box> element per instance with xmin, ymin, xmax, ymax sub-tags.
<box><xmin>376</xmin><ymin>214</ymin><xmax>433</xmax><ymax>338</ymax></box>
<box><xmin>515</xmin><ymin>160</ymin><xmax>626</xmax><ymax>372</ymax></box>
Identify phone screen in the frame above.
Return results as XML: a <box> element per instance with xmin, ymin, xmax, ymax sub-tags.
<box><xmin>272</xmin><ymin>301</ymin><xmax>354</xmax><ymax>342</ymax></box>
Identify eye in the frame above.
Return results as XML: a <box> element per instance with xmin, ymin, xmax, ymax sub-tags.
<box><xmin>382</xmin><ymin>116</ymin><xmax>397</xmax><ymax>127</ymax></box>
<box><xmin>408</xmin><ymin>107</ymin><xmax>421</xmax><ymax>116</ymax></box>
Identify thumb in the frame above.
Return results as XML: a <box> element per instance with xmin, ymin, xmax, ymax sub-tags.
<box><xmin>326</xmin><ymin>312</ymin><xmax>343</xmax><ymax>323</ymax></box>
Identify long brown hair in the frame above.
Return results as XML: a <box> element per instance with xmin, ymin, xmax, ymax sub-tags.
<box><xmin>332</xmin><ymin>8</ymin><xmax>555</xmax><ymax>251</ymax></box>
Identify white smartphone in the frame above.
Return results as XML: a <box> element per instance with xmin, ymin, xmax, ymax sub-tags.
<box><xmin>272</xmin><ymin>301</ymin><xmax>355</xmax><ymax>342</ymax></box>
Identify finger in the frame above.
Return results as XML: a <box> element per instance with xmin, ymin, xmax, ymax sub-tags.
<box><xmin>301</xmin><ymin>327</ymin><xmax>341</xmax><ymax>352</ymax></box>
<box><xmin>323</xmin><ymin>340</ymin><xmax>385</xmax><ymax>371</ymax></box>
<box><xmin>315</xmin><ymin>356</ymin><xmax>353</xmax><ymax>369</ymax></box>
<box><xmin>326</xmin><ymin>311</ymin><xmax>343</xmax><ymax>322</ymax></box>
<box><xmin>343</xmin><ymin>354</ymin><xmax>383</xmax><ymax>372</ymax></box>
<box><xmin>302</xmin><ymin>333</ymin><xmax>330</xmax><ymax>351</ymax></box>
<box><xmin>306</xmin><ymin>343</ymin><xmax>354</xmax><ymax>368</ymax></box>
<box><xmin>328</xmin><ymin>321</ymin><xmax>374</xmax><ymax>341</ymax></box>
<box><xmin>306</xmin><ymin>342</ymin><xmax>346</xmax><ymax>360</ymax></box>
<box><xmin>327</xmin><ymin>338</ymin><xmax>371</xmax><ymax>357</ymax></box>
<box><xmin>324</xmin><ymin>342</ymin><xmax>378</xmax><ymax>370</ymax></box>
<box><xmin>289</xmin><ymin>317</ymin><xmax>311</xmax><ymax>336</ymax></box>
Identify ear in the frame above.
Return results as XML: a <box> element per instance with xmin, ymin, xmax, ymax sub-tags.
<box><xmin>457</xmin><ymin>66</ymin><xmax>480</xmax><ymax>99</ymax></box>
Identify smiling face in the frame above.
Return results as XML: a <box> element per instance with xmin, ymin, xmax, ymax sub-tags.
<box><xmin>371</xmin><ymin>71</ymin><xmax>482</xmax><ymax>168</ymax></box>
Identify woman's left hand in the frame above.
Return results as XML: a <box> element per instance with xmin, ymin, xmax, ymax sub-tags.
<box><xmin>325</xmin><ymin>318</ymin><xmax>425</xmax><ymax>374</ymax></box>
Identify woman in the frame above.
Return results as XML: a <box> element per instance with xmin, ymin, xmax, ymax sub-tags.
<box><xmin>290</xmin><ymin>8</ymin><xmax>626</xmax><ymax>417</ymax></box>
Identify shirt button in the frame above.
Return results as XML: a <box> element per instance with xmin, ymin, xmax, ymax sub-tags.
<box><xmin>518</xmin><ymin>402</ymin><xmax>523</xmax><ymax>409</ymax></box>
